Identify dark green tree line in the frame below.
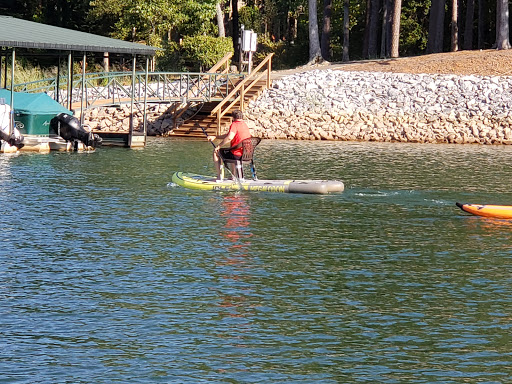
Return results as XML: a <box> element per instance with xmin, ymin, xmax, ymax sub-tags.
<box><xmin>1</xmin><ymin>0</ymin><xmax>510</xmax><ymax>70</ymax></box>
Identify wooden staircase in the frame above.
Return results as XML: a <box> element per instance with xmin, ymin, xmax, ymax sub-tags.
<box><xmin>170</xmin><ymin>54</ymin><xmax>273</xmax><ymax>139</ymax></box>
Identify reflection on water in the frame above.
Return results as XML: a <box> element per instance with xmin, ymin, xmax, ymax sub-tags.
<box><xmin>217</xmin><ymin>193</ymin><xmax>253</xmax><ymax>321</ymax></box>
<box><xmin>220</xmin><ymin>193</ymin><xmax>252</xmax><ymax>257</ymax></box>
<box><xmin>2</xmin><ymin>138</ymin><xmax>512</xmax><ymax>383</ymax></box>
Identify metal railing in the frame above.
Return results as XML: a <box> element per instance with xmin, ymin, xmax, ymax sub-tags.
<box><xmin>13</xmin><ymin>70</ymin><xmax>245</xmax><ymax>110</ymax></box>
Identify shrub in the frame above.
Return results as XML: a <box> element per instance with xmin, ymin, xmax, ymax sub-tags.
<box><xmin>239</xmin><ymin>5</ymin><xmax>261</xmax><ymax>32</ymax></box>
<box><xmin>181</xmin><ymin>35</ymin><xmax>233</xmax><ymax>72</ymax></box>
<box><xmin>254</xmin><ymin>36</ymin><xmax>308</xmax><ymax>70</ymax></box>
<box><xmin>157</xmin><ymin>41</ymin><xmax>184</xmax><ymax>72</ymax></box>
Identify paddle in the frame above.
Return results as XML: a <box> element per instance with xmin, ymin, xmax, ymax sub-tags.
<box><xmin>196</xmin><ymin>124</ymin><xmax>242</xmax><ymax>188</ymax></box>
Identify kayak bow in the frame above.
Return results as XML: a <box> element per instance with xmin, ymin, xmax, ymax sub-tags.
<box><xmin>456</xmin><ymin>202</ymin><xmax>512</xmax><ymax>219</ymax></box>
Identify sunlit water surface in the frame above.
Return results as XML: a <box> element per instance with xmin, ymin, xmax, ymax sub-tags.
<box><xmin>1</xmin><ymin>138</ymin><xmax>512</xmax><ymax>383</ymax></box>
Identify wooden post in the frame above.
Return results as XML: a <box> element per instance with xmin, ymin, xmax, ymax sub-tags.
<box><xmin>240</xmin><ymin>83</ymin><xmax>245</xmax><ymax>111</ymax></box>
<box><xmin>103</xmin><ymin>52</ymin><xmax>110</xmax><ymax>72</ymax></box>
<box><xmin>267</xmin><ymin>56</ymin><xmax>272</xmax><ymax>88</ymax></box>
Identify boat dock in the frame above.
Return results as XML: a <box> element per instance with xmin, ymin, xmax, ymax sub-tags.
<box><xmin>0</xmin><ymin>16</ymin><xmax>273</xmax><ymax>153</ymax></box>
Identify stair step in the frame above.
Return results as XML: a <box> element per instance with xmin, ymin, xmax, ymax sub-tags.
<box><xmin>171</xmin><ymin>72</ymin><xmax>269</xmax><ymax>140</ymax></box>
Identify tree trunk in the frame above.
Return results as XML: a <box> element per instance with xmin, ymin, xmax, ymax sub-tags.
<box><xmin>343</xmin><ymin>0</ymin><xmax>350</xmax><ymax>61</ymax></box>
<box><xmin>451</xmin><ymin>0</ymin><xmax>459</xmax><ymax>51</ymax></box>
<box><xmin>217</xmin><ymin>1</ymin><xmax>225</xmax><ymax>38</ymax></box>
<box><xmin>232</xmin><ymin>0</ymin><xmax>240</xmax><ymax>65</ymax></box>
<box><xmin>463</xmin><ymin>0</ymin><xmax>475</xmax><ymax>50</ymax></box>
<box><xmin>427</xmin><ymin>0</ymin><xmax>446</xmax><ymax>53</ymax></box>
<box><xmin>368</xmin><ymin>0</ymin><xmax>382</xmax><ymax>58</ymax></box>
<box><xmin>496</xmin><ymin>0</ymin><xmax>511</xmax><ymax>49</ymax></box>
<box><xmin>363</xmin><ymin>0</ymin><xmax>371</xmax><ymax>58</ymax></box>
<box><xmin>381</xmin><ymin>0</ymin><xmax>390</xmax><ymax>58</ymax></box>
<box><xmin>321</xmin><ymin>0</ymin><xmax>332</xmax><ymax>60</ymax></box>
<box><xmin>477</xmin><ymin>0</ymin><xmax>485</xmax><ymax>49</ymax></box>
<box><xmin>390</xmin><ymin>0</ymin><xmax>402</xmax><ymax>58</ymax></box>
<box><xmin>103</xmin><ymin>52</ymin><xmax>109</xmax><ymax>72</ymax></box>
<box><xmin>308</xmin><ymin>0</ymin><xmax>322</xmax><ymax>63</ymax></box>
<box><xmin>292</xmin><ymin>15</ymin><xmax>298</xmax><ymax>42</ymax></box>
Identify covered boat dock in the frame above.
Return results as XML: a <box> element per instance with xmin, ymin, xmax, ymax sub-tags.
<box><xmin>0</xmin><ymin>16</ymin><xmax>160</xmax><ymax>151</ymax></box>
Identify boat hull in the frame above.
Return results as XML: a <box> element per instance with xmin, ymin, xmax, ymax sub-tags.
<box><xmin>456</xmin><ymin>202</ymin><xmax>512</xmax><ymax>219</ymax></box>
<box><xmin>171</xmin><ymin>172</ymin><xmax>344</xmax><ymax>194</ymax></box>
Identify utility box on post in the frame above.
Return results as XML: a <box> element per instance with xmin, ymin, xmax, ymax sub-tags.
<box><xmin>240</xmin><ymin>25</ymin><xmax>257</xmax><ymax>74</ymax></box>
<box><xmin>242</xmin><ymin>29</ymin><xmax>257</xmax><ymax>52</ymax></box>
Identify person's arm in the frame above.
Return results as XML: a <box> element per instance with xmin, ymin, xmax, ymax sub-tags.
<box><xmin>207</xmin><ymin>133</ymin><xmax>228</xmax><ymax>142</ymax></box>
<box><xmin>215</xmin><ymin>131</ymin><xmax>235</xmax><ymax>150</ymax></box>
<box><xmin>208</xmin><ymin>129</ymin><xmax>235</xmax><ymax>151</ymax></box>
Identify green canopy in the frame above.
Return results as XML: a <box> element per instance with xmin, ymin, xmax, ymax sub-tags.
<box><xmin>0</xmin><ymin>16</ymin><xmax>159</xmax><ymax>55</ymax></box>
<box><xmin>0</xmin><ymin>89</ymin><xmax>71</xmax><ymax>115</ymax></box>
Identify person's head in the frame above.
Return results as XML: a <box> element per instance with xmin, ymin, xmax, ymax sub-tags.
<box><xmin>232</xmin><ymin>110</ymin><xmax>243</xmax><ymax>121</ymax></box>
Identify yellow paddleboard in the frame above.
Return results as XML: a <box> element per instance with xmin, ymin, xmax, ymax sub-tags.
<box><xmin>171</xmin><ymin>172</ymin><xmax>344</xmax><ymax>194</ymax></box>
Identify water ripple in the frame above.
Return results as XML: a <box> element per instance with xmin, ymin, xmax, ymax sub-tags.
<box><xmin>2</xmin><ymin>139</ymin><xmax>512</xmax><ymax>382</ymax></box>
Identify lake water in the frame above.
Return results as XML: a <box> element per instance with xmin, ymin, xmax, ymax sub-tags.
<box><xmin>2</xmin><ymin>138</ymin><xmax>512</xmax><ymax>383</ymax></box>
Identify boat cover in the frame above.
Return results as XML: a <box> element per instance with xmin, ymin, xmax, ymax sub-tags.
<box><xmin>0</xmin><ymin>89</ymin><xmax>71</xmax><ymax>115</ymax></box>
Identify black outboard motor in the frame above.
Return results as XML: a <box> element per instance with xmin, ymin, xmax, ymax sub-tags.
<box><xmin>50</xmin><ymin>113</ymin><xmax>102</xmax><ymax>149</ymax></box>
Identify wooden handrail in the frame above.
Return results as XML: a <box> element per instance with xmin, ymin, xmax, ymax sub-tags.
<box><xmin>219</xmin><ymin>70</ymin><xmax>267</xmax><ymax>115</ymax></box>
<box><xmin>174</xmin><ymin>52</ymin><xmax>234</xmax><ymax>128</ymax></box>
<box><xmin>211</xmin><ymin>53</ymin><xmax>273</xmax><ymax>118</ymax></box>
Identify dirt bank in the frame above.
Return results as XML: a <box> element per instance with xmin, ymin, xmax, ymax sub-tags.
<box><xmin>272</xmin><ymin>49</ymin><xmax>512</xmax><ymax>78</ymax></box>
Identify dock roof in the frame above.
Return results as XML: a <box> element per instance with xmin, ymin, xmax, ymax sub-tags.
<box><xmin>0</xmin><ymin>16</ymin><xmax>159</xmax><ymax>55</ymax></box>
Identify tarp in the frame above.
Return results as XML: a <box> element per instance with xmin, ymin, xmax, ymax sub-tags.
<box><xmin>0</xmin><ymin>89</ymin><xmax>71</xmax><ymax>115</ymax></box>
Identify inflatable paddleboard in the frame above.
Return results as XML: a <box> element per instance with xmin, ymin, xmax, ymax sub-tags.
<box><xmin>171</xmin><ymin>172</ymin><xmax>344</xmax><ymax>194</ymax></box>
<box><xmin>456</xmin><ymin>202</ymin><xmax>512</xmax><ymax>219</ymax></box>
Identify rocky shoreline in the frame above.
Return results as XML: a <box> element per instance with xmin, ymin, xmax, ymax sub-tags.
<box><xmin>245</xmin><ymin>69</ymin><xmax>512</xmax><ymax>145</ymax></box>
<box><xmin>83</xmin><ymin>104</ymin><xmax>175</xmax><ymax>135</ymax></box>
<box><xmin>83</xmin><ymin>68</ymin><xmax>512</xmax><ymax>145</ymax></box>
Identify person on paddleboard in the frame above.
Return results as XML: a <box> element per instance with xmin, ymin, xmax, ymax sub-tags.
<box><xmin>207</xmin><ymin>110</ymin><xmax>251</xmax><ymax>180</ymax></box>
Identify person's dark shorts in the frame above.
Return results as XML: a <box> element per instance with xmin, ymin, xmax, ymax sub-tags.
<box><xmin>220</xmin><ymin>149</ymin><xmax>241</xmax><ymax>161</ymax></box>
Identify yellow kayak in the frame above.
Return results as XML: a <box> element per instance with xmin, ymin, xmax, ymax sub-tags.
<box><xmin>171</xmin><ymin>172</ymin><xmax>344</xmax><ymax>194</ymax></box>
<box><xmin>456</xmin><ymin>202</ymin><xmax>512</xmax><ymax>219</ymax></box>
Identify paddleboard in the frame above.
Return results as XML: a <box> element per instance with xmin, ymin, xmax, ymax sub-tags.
<box><xmin>171</xmin><ymin>172</ymin><xmax>344</xmax><ymax>194</ymax></box>
<box><xmin>456</xmin><ymin>202</ymin><xmax>512</xmax><ymax>219</ymax></box>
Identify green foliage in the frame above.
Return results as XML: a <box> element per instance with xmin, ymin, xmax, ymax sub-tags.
<box><xmin>89</xmin><ymin>0</ymin><xmax>175</xmax><ymax>45</ymax></box>
<box><xmin>239</xmin><ymin>5</ymin><xmax>261</xmax><ymax>32</ymax></box>
<box><xmin>255</xmin><ymin>36</ymin><xmax>308</xmax><ymax>69</ymax></box>
<box><xmin>89</xmin><ymin>0</ymin><xmax>217</xmax><ymax>46</ymax></box>
<box><xmin>254</xmin><ymin>37</ymin><xmax>287</xmax><ymax>69</ymax></box>
<box><xmin>0</xmin><ymin>60</ymin><xmax>53</xmax><ymax>89</ymax></box>
<box><xmin>400</xmin><ymin>0</ymin><xmax>430</xmax><ymax>55</ymax></box>
<box><xmin>157</xmin><ymin>41</ymin><xmax>184</xmax><ymax>71</ymax></box>
<box><xmin>179</xmin><ymin>0</ymin><xmax>218</xmax><ymax>36</ymax></box>
<box><xmin>181</xmin><ymin>35</ymin><xmax>233</xmax><ymax>71</ymax></box>
<box><xmin>4</xmin><ymin>0</ymin><xmax>510</xmax><ymax>72</ymax></box>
